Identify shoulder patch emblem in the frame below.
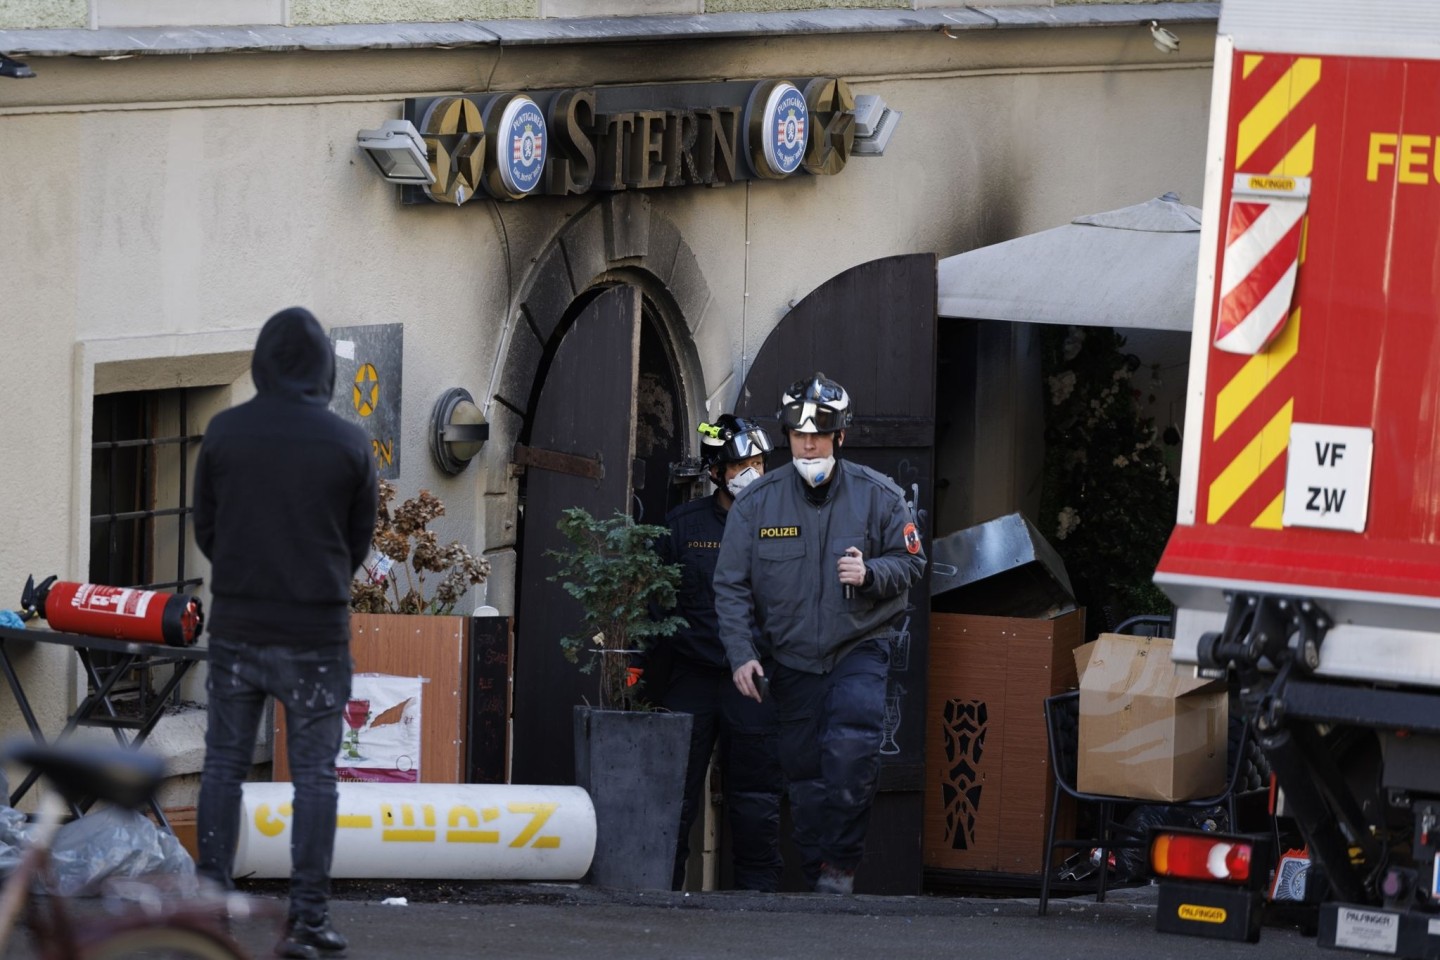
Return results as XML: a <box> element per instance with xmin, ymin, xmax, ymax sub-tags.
<box><xmin>903</xmin><ymin>522</ymin><xmax>921</xmax><ymax>555</ymax></box>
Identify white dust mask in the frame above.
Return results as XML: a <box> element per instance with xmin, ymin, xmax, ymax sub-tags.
<box><xmin>727</xmin><ymin>466</ymin><xmax>761</xmax><ymax>497</ymax></box>
<box><xmin>793</xmin><ymin>455</ymin><xmax>835</xmax><ymax>488</ymax></box>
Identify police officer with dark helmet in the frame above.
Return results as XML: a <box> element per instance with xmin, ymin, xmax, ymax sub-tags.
<box><xmin>714</xmin><ymin>374</ymin><xmax>926</xmax><ymax>894</ymax></box>
<box><xmin>654</xmin><ymin>414</ymin><xmax>784</xmax><ymax>891</ymax></box>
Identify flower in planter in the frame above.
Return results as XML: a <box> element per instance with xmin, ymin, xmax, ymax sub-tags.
<box><xmin>350</xmin><ymin>480</ymin><xmax>490</xmax><ymax>615</ymax></box>
<box><xmin>547</xmin><ymin>507</ymin><xmax>685</xmax><ymax>711</ymax></box>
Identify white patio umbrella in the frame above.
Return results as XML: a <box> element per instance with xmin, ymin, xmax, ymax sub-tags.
<box><xmin>937</xmin><ymin>193</ymin><xmax>1202</xmax><ymax>331</ymax></box>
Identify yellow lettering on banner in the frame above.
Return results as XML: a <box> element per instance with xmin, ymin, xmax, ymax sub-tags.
<box><xmin>381</xmin><ymin>803</ymin><xmax>437</xmax><ymax>842</ymax></box>
<box><xmin>1400</xmin><ymin>134</ymin><xmax>1431</xmax><ymax>184</ymax></box>
<box><xmin>1178</xmin><ymin>904</ymin><xmax>1228</xmax><ymax>924</ymax></box>
<box><xmin>337</xmin><ymin>814</ymin><xmax>373</xmax><ymax>829</ymax></box>
<box><xmin>507</xmin><ymin>802</ymin><xmax>561</xmax><ymax>849</ymax></box>
<box><xmin>1368</xmin><ymin>133</ymin><xmax>1397</xmax><ymax>181</ymax></box>
<box><xmin>1245</xmin><ymin>175</ymin><xmax>1295</xmax><ymax>193</ymax></box>
<box><xmin>1358</xmin><ymin>131</ymin><xmax>1440</xmax><ymax>184</ymax></box>
<box><xmin>372</xmin><ymin>438</ymin><xmax>395</xmax><ymax>466</ymax></box>
<box><xmin>482</xmin><ymin>808</ymin><xmax>500</xmax><ymax>822</ymax></box>
<box><xmin>446</xmin><ymin>805</ymin><xmax>500</xmax><ymax>844</ymax></box>
<box><xmin>255</xmin><ymin>802</ymin><xmax>293</xmax><ymax>837</ymax></box>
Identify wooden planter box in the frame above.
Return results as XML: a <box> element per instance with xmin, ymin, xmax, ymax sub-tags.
<box><xmin>274</xmin><ymin>613</ymin><xmax>470</xmax><ymax>783</ymax></box>
<box><xmin>922</xmin><ymin>609</ymin><xmax>1084</xmax><ymax>876</ymax></box>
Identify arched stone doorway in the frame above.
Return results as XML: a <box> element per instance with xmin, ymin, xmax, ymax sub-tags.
<box><xmin>489</xmin><ymin>194</ymin><xmax>710</xmax><ymax>786</ymax></box>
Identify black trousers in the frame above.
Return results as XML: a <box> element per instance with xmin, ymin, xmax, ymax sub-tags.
<box><xmin>663</xmin><ymin>658</ymin><xmax>783</xmax><ymax>891</ymax></box>
<box><xmin>771</xmin><ymin>638</ymin><xmax>889</xmax><ymax>887</ymax></box>
<box><xmin>197</xmin><ymin>636</ymin><xmax>350</xmax><ymax>922</ymax></box>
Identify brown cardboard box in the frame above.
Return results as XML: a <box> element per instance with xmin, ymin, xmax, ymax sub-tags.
<box><xmin>1074</xmin><ymin>633</ymin><xmax>1226</xmax><ymax>802</ymax></box>
<box><xmin>923</xmin><ymin>609</ymin><xmax>1085</xmax><ymax>875</ymax></box>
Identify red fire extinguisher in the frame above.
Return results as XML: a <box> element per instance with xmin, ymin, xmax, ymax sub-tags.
<box><xmin>20</xmin><ymin>575</ymin><xmax>204</xmax><ymax>647</ymax></box>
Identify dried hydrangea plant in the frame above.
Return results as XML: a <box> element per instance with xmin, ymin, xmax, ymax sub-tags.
<box><xmin>350</xmin><ymin>479</ymin><xmax>490</xmax><ymax>615</ymax></box>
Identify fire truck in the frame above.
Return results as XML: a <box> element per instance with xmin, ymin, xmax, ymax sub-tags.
<box><xmin>1152</xmin><ymin>0</ymin><xmax>1440</xmax><ymax>955</ymax></box>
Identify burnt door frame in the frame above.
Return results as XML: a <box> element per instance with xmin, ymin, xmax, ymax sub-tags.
<box><xmin>511</xmin><ymin>285</ymin><xmax>642</xmax><ymax>787</ymax></box>
<box><xmin>736</xmin><ymin>253</ymin><xmax>938</xmax><ymax>894</ymax></box>
<box><xmin>510</xmin><ymin>277</ymin><xmax>690</xmax><ymax>786</ymax></box>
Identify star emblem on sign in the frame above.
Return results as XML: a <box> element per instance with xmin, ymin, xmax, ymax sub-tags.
<box><xmin>420</xmin><ymin>96</ymin><xmax>485</xmax><ymax>206</ymax></box>
<box><xmin>802</xmin><ymin>77</ymin><xmax>857</xmax><ymax>177</ymax></box>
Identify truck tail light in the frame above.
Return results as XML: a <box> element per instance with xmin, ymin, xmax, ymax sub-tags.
<box><xmin>1152</xmin><ymin>831</ymin><xmax>1253</xmax><ymax>884</ymax></box>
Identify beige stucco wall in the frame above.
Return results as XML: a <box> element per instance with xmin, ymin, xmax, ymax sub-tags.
<box><xmin>0</xmin><ymin>19</ymin><xmax>1214</xmax><ymax>752</ymax></box>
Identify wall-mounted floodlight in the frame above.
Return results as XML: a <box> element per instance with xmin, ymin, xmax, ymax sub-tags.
<box><xmin>430</xmin><ymin>387</ymin><xmax>489</xmax><ymax>475</ymax></box>
<box><xmin>851</xmin><ymin>95</ymin><xmax>902</xmax><ymax>157</ymax></box>
<box><xmin>356</xmin><ymin>119</ymin><xmax>436</xmax><ymax>185</ymax></box>
<box><xmin>1150</xmin><ymin>21</ymin><xmax>1180</xmax><ymax>54</ymax></box>
<box><xmin>0</xmin><ymin>53</ymin><xmax>35</xmax><ymax>79</ymax></box>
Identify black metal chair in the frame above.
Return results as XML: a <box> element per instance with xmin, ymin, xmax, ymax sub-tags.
<box><xmin>1036</xmin><ymin>689</ymin><xmax>1270</xmax><ymax>915</ymax></box>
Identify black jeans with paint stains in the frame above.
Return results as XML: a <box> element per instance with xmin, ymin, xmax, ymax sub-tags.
<box><xmin>197</xmin><ymin>635</ymin><xmax>351</xmax><ymax>923</ymax></box>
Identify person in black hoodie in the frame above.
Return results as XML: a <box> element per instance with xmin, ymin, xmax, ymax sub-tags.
<box><xmin>193</xmin><ymin>307</ymin><xmax>378</xmax><ymax>960</ymax></box>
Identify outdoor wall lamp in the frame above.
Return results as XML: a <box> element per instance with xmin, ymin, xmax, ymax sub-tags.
<box><xmin>1150</xmin><ymin>21</ymin><xmax>1180</xmax><ymax>54</ymax></box>
<box><xmin>430</xmin><ymin>387</ymin><xmax>489</xmax><ymax>475</ymax></box>
<box><xmin>0</xmin><ymin>53</ymin><xmax>35</xmax><ymax>79</ymax></box>
<box><xmin>356</xmin><ymin>119</ymin><xmax>436</xmax><ymax>185</ymax></box>
<box><xmin>851</xmin><ymin>95</ymin><xmax>901</xmax><ymax>157</ymax></box>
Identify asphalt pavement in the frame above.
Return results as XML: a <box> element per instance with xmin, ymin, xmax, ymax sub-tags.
<box><xmin>211</xmin><ymin>881</ymin><xmax>1328</xmax><ymax>960</ymax></box>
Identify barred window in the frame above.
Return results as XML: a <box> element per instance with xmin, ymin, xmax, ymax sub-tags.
<box><xmin>88</xmin><ymin>388</ymin><xmax>204</xmax><ymax>706</ymax></box>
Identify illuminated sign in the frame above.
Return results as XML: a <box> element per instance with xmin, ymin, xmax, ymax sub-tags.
<box><xmin>402</xmin><ymin>77</ymin><xmax>860</xmax><ymax>206</ymax></box>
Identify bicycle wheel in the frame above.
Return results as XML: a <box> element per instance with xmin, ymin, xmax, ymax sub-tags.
<box><xmin>82</xmin><ymin>924</ymin><xmax>245</xmax><ymax>960</ymax></box>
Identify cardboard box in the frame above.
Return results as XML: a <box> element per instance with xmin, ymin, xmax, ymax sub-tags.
<box><xmin>1075</xmin><ymin>633</ymin><xmax>1226</xmax><ymax>802</ymax></box>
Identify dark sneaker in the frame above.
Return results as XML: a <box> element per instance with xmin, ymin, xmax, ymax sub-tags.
<box><xmin>814</xmin><ymin>863</ymin><xmax>855</xmax><ymax>895</ymax></box>
<box><xmin>276</xmin><ymin>915</ymin><xmax>348</xmax><ymax>958</ymax></box>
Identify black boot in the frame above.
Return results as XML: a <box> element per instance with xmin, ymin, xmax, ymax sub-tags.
<box><xmin>276</xmin><ymin>914</ymin><xmax>348</xmax><ymax>958</ymax></box>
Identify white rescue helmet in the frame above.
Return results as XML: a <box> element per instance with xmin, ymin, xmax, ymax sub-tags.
<box><xmin>778</xmin><ymin>373</ymin><xmax>853</xmax><ymax>434</ymax></box>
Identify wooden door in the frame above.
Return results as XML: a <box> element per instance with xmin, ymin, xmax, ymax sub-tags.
<box><xmin>737</xmin><ymin>253</ymin><xmax>937</xmax><ymax>894</ymax></box>
<box><xmin>512</xmin><ymin>285</ymin><xmax>641</xmax><ymax>786</ymax></box>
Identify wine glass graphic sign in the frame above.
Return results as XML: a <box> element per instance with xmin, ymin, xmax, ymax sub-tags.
<box><xmin>881</xmin><ymin>681</ymin><xmax>907</xmax><ymax>756</ymax></box>
<box><xmin>889</xmin><ymin>616</ymin><xmax>912</xmax><ymax>673</ymax></box>
<box><xmin>343</xmin><ymin>699</ymin><xmax>370</xmax><ymax>760</ymax></box>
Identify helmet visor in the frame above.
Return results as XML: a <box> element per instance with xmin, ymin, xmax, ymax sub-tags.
<box><xmin>779</xmin><ymin>400</ymin><xmax>848</xmax><ymax>433</ymax></box>
<box><xmin>724</xmin><ymin>429</ymin><xmax>772</xmax><ymax>461</ymax></box>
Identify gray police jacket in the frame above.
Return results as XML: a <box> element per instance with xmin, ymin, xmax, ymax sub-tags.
<box><xmin>714</xmin><ymin>459</ymin><xmax>926</xmax><ymax>675</ymax></box>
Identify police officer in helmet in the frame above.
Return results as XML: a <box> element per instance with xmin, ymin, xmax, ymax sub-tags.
<box><xmin>714</xmin><ymin>374</ymin><xmax>926</xmax><ymax>894</ymax></box>
<box><xmin>654</xmin><ymin>414</ymin><xmax>783</xmax><ymax>891</ymax></box>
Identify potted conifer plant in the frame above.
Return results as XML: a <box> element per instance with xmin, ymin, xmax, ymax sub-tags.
<box><xmin>548</xmin><ymin>506</ymin><xmax>690</xmax><ymax>890</ymax></box>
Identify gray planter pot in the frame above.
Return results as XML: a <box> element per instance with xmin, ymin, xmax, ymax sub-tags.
<box><xmin>573</xmin><ymin>705</ymin><xmax>693</xmax><ymax>890</ymax></box>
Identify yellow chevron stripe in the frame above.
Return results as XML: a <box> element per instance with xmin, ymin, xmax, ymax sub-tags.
<box><xmin>1207</xmin><ymin>398</ymin><xmax>1294</xmax><ymax>524</ymax></box>
<box><xmin>1243</xmin><ymin>54</ymin><xmax>1264</xmax><ymax>80</ymax></box>
<box><xmin>1236</xmin><ymin>58</ymin><xmax>1321</xmax><ymax>170</ymax></box>
<box><xmin>1271</xmin><ymin>125</ymin><xmax>1317</xmax><ymax>177</ymax></box>
<box><xmin>1252</xmin><ymin>491</ymin><xmax>1286</xmax><ymax>530</ymax></box>
<box><xmin>1214</xmin><ymin>307</ymin><xmax>1302</xmax><ymax>440</ymax></box>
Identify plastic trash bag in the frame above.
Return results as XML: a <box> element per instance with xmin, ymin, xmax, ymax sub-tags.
<box><xmin>47</xmin><ymin>805</ymin><xmax>195</xmax><ymax>897</ymax></box>
<box><xmin>1112</xmin><ymin>804</ymin><xmax>1218</xmax><ymax>881</ymax></box>
<box><xmin>0</xmin><ymin>806</ymin><xmax>33</xmax><ymax>875</ymax></box>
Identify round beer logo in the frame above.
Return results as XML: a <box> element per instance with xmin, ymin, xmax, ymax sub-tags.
<box><xmin>497</xmin><ymin>96</ymin><xmax>547</xmax><ymax>196</ymax></box>
<box><xmin>763</xmin><ymin>83</ymin><xmax>809</xmax><ymax>176</ymax></box>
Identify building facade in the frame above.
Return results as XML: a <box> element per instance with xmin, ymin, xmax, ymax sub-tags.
<box><xmin>0</xmin><ymin>1</ymin><xmax>1217</xmax><ymax>882</ymax></box>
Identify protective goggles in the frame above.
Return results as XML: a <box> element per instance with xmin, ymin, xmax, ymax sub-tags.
<box><xmin>722</xmin><ymin>430</ymin><xmax>772</xmax><ymax>461</ymax></box>
<box><xmin>779</xmin><ymin>401</ymin><xmax>848</xmax><ymax>433</ymax></box>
